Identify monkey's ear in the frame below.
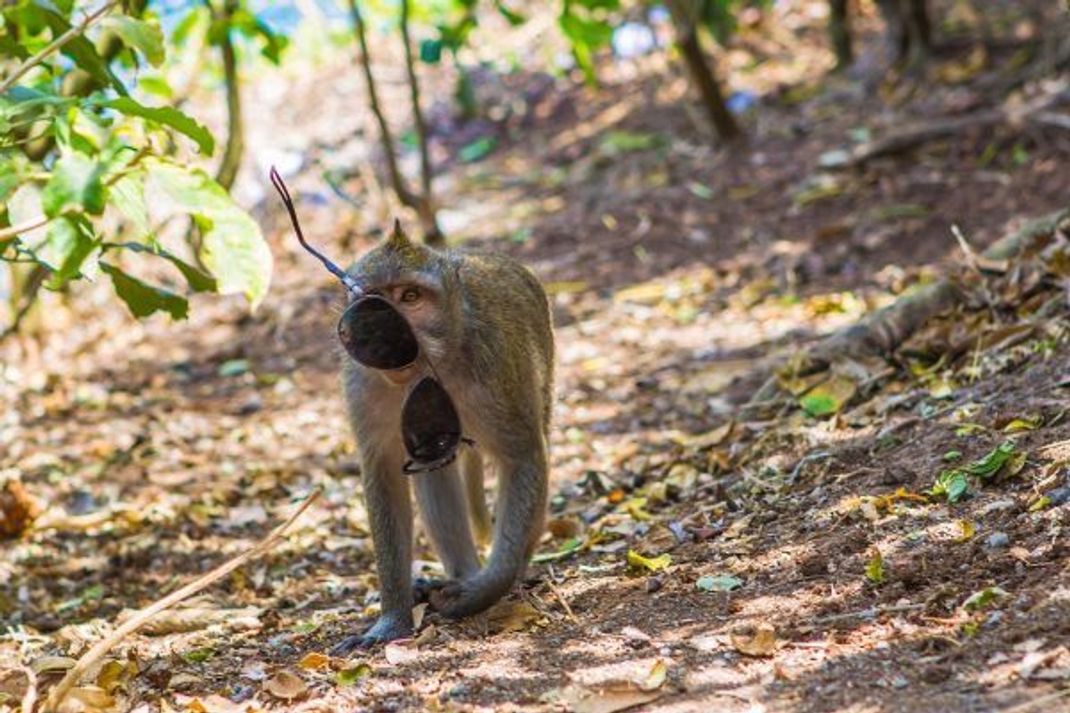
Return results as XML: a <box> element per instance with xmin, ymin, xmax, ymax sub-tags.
<box><xmin>386</xmin><ymin>219</ymin><xmax>412</xmax><ymax>249</ymax></box>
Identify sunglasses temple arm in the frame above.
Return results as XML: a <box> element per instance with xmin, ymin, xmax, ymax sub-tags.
<box><xmin>269</xmin><ymin>166</ymin><xmax>362</xmax><ymax>296</ymax></box>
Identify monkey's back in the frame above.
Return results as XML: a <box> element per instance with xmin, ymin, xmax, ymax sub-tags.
<box><xmin>454</xmin><ymin>252</ymin><xmax>555</xmax><ymax>433</ymax></box>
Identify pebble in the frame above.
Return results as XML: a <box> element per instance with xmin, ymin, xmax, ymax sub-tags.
<box><xmin>986</xmin><ymin>532</ymin><xmax>1011</xmax><ymax>549</ymax></box>
<box><xmin>1046</xmin><ymin>486</ymin><xmax>1070</xmax><ymax>506</ymax></box>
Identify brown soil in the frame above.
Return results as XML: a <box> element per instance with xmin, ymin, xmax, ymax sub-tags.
<box><xmin>2</xmin><ymin>1</ymin><xmax>1069</xmax><ymax>712</ymax></box>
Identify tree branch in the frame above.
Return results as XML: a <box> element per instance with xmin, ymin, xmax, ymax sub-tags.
<box><xmin>346</xmin><ymin>0</ymin><xmax>418</xmax><ymax>210</ymax></box>
<box><xmin>214</xmin><ymin>0</ymin><xmax>244</xmax><ymax>190</ymax></box>
<box><xmin>399</xmin><ymin>0</ymin><xmax>442</xmax><ymax>245</ymax></box>
<box><xmin>0</xmin><ymin>0</ymin><xmax>122</xmax><ymax>95</ymax></box>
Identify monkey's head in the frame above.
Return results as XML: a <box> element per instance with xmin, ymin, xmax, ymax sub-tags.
<box><xmin>346</xmin><ymin>221</ymin><xmax>461</xmax><ymax>375</ymax></box>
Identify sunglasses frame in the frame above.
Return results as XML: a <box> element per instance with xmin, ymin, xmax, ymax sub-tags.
<box><xmin>269</xmin><ymin>167</ymin><xmax>473</xmax><ymax>474</ymax></box>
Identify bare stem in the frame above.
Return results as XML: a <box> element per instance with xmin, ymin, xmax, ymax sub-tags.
<box><xmin>214</xmin><ymin>0</ymin><xmax>244</xmax><ymax>189</ymax></box>
<box><xmin>346</xmin><ymin>0</ymin><xmax>417</xmax><ymax>209</ymax></box>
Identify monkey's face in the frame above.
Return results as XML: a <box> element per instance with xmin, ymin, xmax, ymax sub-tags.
<box><xmin>351</xmin><ymin>278</ymin><xmax>450</xmax><ymax>386</ymax></box>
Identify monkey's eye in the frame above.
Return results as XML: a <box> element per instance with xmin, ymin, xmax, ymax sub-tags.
<box><xmin>399</xmin><ymin>287</ymin><xmax>422</xmax><ymax>304</ymax></box>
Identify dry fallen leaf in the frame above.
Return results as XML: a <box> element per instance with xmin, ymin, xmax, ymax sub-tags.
<box><xmin>383</xmin><ymin>641</ymin><xmax>421</xmax><ymax>665</ymax></box>
<box><xmin>123</xmin><ymin>607</ymin><xmax>262</xmax><ymax>636</ymax></box>
<box><xmin>298</xmin><ymin>652</ymin><xmax>330</xmax><ymax>671</ymax></box>
<box><xmin>485</xmin><ymin>600</ymin><xmax>541</xmax><ymax>634</ymax></box>
<box><xmin>552</xmin><ymin>684</ymin><xmax>661</xmax><ymax>713</ymax></box>
<box><xmin>262</xmin><ymin>670</ymin><xmax>307</xmax><ymax>700</ymax></box>
<box><xmin>731</xmin><ymin>626</ymin><xmax>778</xmax><ymax>657</ymax></box>
<box><xmin>549</xmin><ymin>658</ymin><xmax>670</xmax><ymax>713</ymax></box>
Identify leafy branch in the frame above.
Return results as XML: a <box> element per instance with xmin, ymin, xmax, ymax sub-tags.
<box><xmin>0</xmin><ymin>0</ymin><xmax>121</xmax><ymax>95</ymax></box>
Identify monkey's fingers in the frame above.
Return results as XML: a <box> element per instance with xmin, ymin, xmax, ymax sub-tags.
<box><xmin>330</xmin><ymin>615</ymin><xmax>413</xmax><ymax>654</ymax></box>
<box><xmin>413</xmin><ymin>576</ymin><xmax>447</xmax><ymax>604</ymax></box>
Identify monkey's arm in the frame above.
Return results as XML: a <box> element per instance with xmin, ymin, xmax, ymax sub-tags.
<box><xmin>434</xmin><ymin>443</ymin><xmax>548</xmax><ymax>619</ymax></box>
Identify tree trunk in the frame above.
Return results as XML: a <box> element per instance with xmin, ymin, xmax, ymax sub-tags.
<box><xmin>215</xmin><ymin>0</ymin><xmax>244</xmax><ymax>190</ymax></box>
<box><xmin>828</xmin><ymin>0</ymin><xmax>853</xmax><ymax>69</ymax></box>
<box><xmin>667</xmin><ymin>0</ymin><xmax>742</xmax><ymax>143</ymax></box>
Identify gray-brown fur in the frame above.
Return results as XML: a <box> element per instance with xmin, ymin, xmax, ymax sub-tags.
<box><xmin>333</xmin><ymin>223</ymin><xmax>553</xmax><ymax>651</ymax></box>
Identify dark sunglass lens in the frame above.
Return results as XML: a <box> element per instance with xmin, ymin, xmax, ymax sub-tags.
<box><xmin>402</xmin><ymin>377</ymin><xmax>462</xmax><ymax>466</ymax></box>
<box><xmin>337</xmin><ymin>296</ymin><xmax>419</xmax><ymax>369</ymax></box>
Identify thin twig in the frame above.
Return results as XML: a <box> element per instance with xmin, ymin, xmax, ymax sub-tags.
<box><xmin>346</xmin><ymin>0</ymin><xmax>417</xmax><ymax>210</ymax></box>
<box><xmin>43</xmin><ymin>490</ymin><xmax>320</xmax><ymax>712</ymax></box>
<box><xmin>999</xmin><ymin>687</ymin><xmax>1070</xmax><ymax>713</ymax></box>
<box><xmin>399</xmin><ymin>0</ymin><xmax>431</xmax><ymax>204</ymax></box>
<box><xmin>0</xmin><ymin>215</ymin><xmax>53</xmax><ymax>242</ymax></box>
<box><xmin>20</xmin><ymin>665</ymin><xmax>37</xmax><ymax>713</ymax></box>
<box><xmin>0</xmin><ymin>0</ymin><xmax>121</xmax><ymax>95</ymax></box>
<box><xmin>803</xmin><ymin>602</ymin><xmax>924</xmax><ymax>627</ymax></box>
<box><xmin>546</xmin><ymin>578</ymin><xmax>578</xmax><ymax>624</ymax></box>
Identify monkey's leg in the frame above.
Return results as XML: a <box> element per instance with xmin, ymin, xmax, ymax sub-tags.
<box><xmin>413</xmin><ymin>462</ymin><xmax>481</xmax><ymax>579</ymax></box>
<box><xmin>332</xmin><ymin>451</ymin><xmax>414</xmax><ymax>653</ymax></box>
<box><xmin>461</xmin><ymin>448</ymin><xmax>491</xmax><ymax>547</ymax></box>
<box><xmin>434</xmin><ymin>449</ymin><xmax>547</xmax><ymax>619</ymax></box>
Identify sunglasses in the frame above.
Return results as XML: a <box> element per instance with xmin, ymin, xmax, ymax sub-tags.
<box><xmin>269</xmin><ymin>167</ymin><xmax>471</xmax><ymax>474</ymax></box>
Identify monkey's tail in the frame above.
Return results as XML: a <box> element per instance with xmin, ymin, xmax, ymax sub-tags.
<box><xmin>462</xmin><ymin>448</ymin><xmax>492</xmax><ymax>547</ymax></box>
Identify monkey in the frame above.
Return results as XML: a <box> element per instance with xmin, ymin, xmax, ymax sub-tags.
<box><xmin>331</xmin><ymin>223</ymin><xmax>554</xmax><ymax>652</ymax></box>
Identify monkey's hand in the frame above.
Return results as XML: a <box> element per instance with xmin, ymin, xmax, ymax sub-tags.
<box><xmin>330</xmin><ymin>613</ymin><xmax>412</xmax><ymax>654</ymax></box>
<box><xmin>430</xmin><ymin>573</ymin><xmax>513</xmax><ymax>619</ymax></box>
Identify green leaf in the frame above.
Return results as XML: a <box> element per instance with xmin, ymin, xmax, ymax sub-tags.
<box><xmin>108</xmin><ymin>171</ymin><xmax>151</xmax><ymax>239</ymax></box>
<box><xmin>336</xmin><ymin>663</ymin><xmax>372</xmax><ymax>687</ymax></box>
<box><xmin>42</xmin><ymin>153</ymin><xmax>105</xmax><ymax>218</ymax></box>
<box><xmin>495</xmin><ymin>1</ymin><xmax>526</xmax><ymax>26</ymax></box>
<box><xmin>100</xmin><ymin>262</ymin><xmax>188</xmax><ymax>320</ymax></box>
<box><xmin>99</xmin><ymin>15</ymin><xmax>165</xmax><ymax>66</ymax></box>
<box><xmin>145</xmin><ymin>159</ymin><xmax>271</xmax><ymax>307</ymax></box>
<box><xmin>218</xmin><ymin>358</ymin><xmax>250</xmax><ymax>377</ymax></box>
<box><xmin>799</xmin><ymin>374</ymin><xmax>857</xmax><ymax>417</ymax></box>
<box><xmin>532</xmin><ymin>537</ymin><xmax>583</xmax><ymax>563</ymax></box>
<box><xmin>599</xmin><ymin>130</ymin><xmax>661</xmax><ymax>154</ymax></box>
<box><xmin>181</xmin><ymin>647</ymin><xmax>215</xmax><ymax>664</ymax></box>
<box><xmin>106</xmin><ymin>242</ymin><xmax>217</xmax><ymax>293</ymax></box>
<box><xmin>962</xmin><ymin>586</ymin><xmax>1008</xmax><ymax>612</ymax></box>
<box><xmin>34</xmin><ymin>7</ymin><xmax>127</xmax><ymax>95</ymax></box>
<box><xmin>43</xmin><ymin>215</ymin><xmax>97</xmax><ymax>286</ymax></box>
<box><xmin>228</xmin><ymin>9</ymin><xmax>289</xmax><ymax>64</ymax></box>
<box><xmin>932</xmin><ymin>469</ymin><xmax>969</xmax><ymax>503</ymax></box>
<box><xmin>96</xmin><ymin>98</ymin><xmax>214</xmax><ymax>156</ymax></box>
<box><xmin>864</xmin><ymin>550</ymin><xmax>884</xmax><ymax>584</ymax></box>
<box><xmin>626</xmin><ymin>550</ymin><xmax>671</xmax><ymax>572</ymax></box>
<box><xmin>558</xmin><ymin>11</ymin><xmax>612</xmax><ymax>85</ymax></box>
<box><xmin>963</xmin><ymin>441</ymin><xmax>1017</xmax><ymax>479</ymax></box>
<box><xmin>419</xmin><ymin>39</ymin><xmax>442</xmax><ymax>64</ymax></box>
<box><xmin>696</xmin><ymin>574</ymin><xmax>742</xmax><ymax>592</ymax></box>
<box><xmin>458</xmin><ymin>136</ymin><xmax>496</xmax><ymax>163</ymax></box>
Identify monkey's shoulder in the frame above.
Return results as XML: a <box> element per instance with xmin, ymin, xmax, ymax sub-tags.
<box><xmin>453</xmin><ymin>251</ymin><xmax>545</xmax><ymax>297</ymax></box>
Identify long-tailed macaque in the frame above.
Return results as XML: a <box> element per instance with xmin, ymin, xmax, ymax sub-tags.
<box><xmin>333</xmin><ymin>224</ymin><xmax>553</xmax><ymax>651</ymax></box>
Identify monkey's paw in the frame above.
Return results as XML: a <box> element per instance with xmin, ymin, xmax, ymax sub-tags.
<box><xmin>330</xmin><ymin>614</ymin><xmax>412</xmax><ymax>654</ymax></box>
<box><xmin>429</xmin><ymin>575</ymin><xmax>508</xmax><ymax>619</ymax></box>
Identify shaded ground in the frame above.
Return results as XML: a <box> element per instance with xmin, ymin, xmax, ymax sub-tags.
<box><xmin>2</xmin><ymin>2</ymin><xmax>1069</xmax><ymax>712</ymax></box>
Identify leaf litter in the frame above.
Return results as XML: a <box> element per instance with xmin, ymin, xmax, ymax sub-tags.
<box><xmin>2</xmin><ymin>5</ymin><xmax>1070</xmax><ymax>710</ymax></box>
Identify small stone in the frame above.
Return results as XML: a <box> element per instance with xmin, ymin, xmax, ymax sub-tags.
<box><xmin>1046</xmin><ymin>487</ymin><xmax>1070</xmax><ymax>506</ymax></box>
<box><xmin>986</xmin><ymin>532</ymin><xmax>1011</xmax><ymax>549</ymax></box>
<box><xmin>646</xmin><ymin>576</ymin><xmax>664</xmax><ymax>593</ymax></box>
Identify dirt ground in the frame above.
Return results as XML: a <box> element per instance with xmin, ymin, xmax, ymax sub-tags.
<box><xmin>2</xmin><ymin>1</ymin><xmax>1069</xmax><ymax>712</ymax></box>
